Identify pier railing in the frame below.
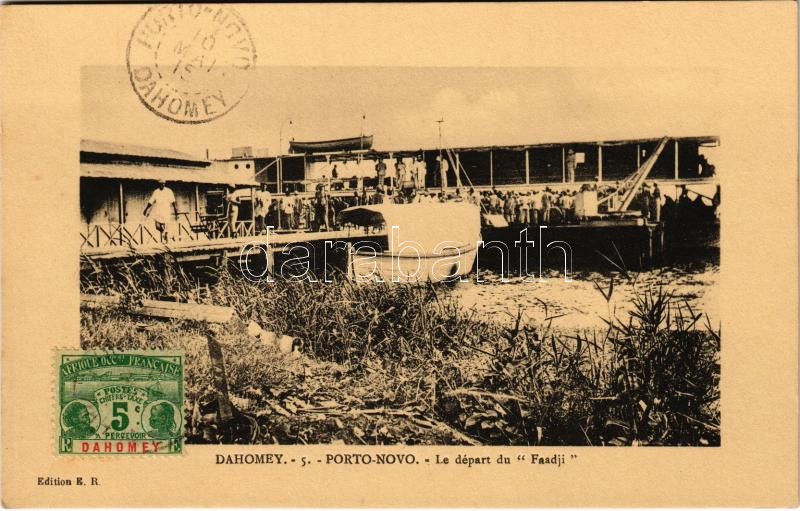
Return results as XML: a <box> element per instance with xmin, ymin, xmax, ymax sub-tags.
<box><xmin>80</xmin><ymin>220</ymin><xmax>259</xmax><ymax>250</ymax></box>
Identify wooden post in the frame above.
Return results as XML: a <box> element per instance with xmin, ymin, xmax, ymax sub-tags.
<box><xmin>489</xmin><ymin>150</ymin><xmax>494</xmax><ymax>187</ymax></box>
<box><xmin>674</xmin><ymin>140</ymin><xmax>679</xmax><ymax>180</ymax></box>
<box><xmin>118</xmin><ymin>183</ymin><xmax>125</xmax><ymax>223</ymax></box>
<box><xmin>525</xmin><ymin>149</ymin><xmax>530</xmax><ymax>185</ymax></box>
<box><xmin>636</xmin><ymin>144</ymin><xmax>641</xmax><ymax>168</ymax></box>
<box><xmin>118</xmin><ymin>183</ymin><xmax>125</xmax><ymax>245</ymax></box>
<box><xmin>194</xmin><ymin>185</ymin><xmax>201</xmax><ymax>220</ymax></box>
<box><xmin>598</xmin><ymin>145</ymin><xmax>603</xmax><ymax>182</ymax></box>
<box><xmin>562</xmin><ymin>147</ymin><xmax>566</xmax><ymax>183</ymax></box>
<box><xmin>277</xmin><ymin>157</ymin><xmax>283</xmax><ymax>194</ymax></box>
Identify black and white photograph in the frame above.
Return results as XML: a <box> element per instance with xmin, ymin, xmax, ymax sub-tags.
<box><xmin>80</xmin><ymin>63</ymin><xmax>721</xmax><ymax>447</ymax></box>
<box><xmin>4</xmin><ymin>2</ymin><xmax>799</xmax><ymax>508</ymax></box>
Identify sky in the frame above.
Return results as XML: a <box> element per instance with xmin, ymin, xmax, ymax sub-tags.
<box><xmin>82</xmin><ymin>66</ymin><xmax>722</xmax><ymax>160</ymax></box>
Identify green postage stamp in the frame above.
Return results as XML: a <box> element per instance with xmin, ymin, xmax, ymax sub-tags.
<box><xmin>57</xmin><ymin>351</ymin><xmax>184</xmax><ymax>455</ymax></box>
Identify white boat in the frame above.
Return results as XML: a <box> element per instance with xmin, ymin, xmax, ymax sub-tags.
<box><xmin>338</xmin><ymin>202</ymin><xmax>481</xmax><ymax>283</ymax></box>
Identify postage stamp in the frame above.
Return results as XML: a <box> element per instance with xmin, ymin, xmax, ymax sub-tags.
<box><xmin>126</xmin><ymin>4</ymin><xmax>257</xmax><ymax>123</ymax></box>
<box><xmin>57</xmin><ymin>351</ymin><xmax>184</xmax><ymax>455</ymax></box>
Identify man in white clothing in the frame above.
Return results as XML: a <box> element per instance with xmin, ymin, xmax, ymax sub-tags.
<box><xmin>143</xmin><ymin>179</ymin><xmax>178</xmax><ymax>242</ymax></box>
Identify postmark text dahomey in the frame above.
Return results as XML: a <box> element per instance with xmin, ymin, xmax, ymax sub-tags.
<box><xmin>127</xmin><ymin>4</ymin><xmax>257</xmax><ymax>123</ymax></box>
<box><xmin>58</xmin><ymin>351</ymin><xmax>184</xmax><ymax>455</ymax></box>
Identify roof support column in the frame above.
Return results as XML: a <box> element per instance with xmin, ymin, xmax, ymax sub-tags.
<box><xmin>562</xmin><ymin>147</ymin><xmax>566</xmax><ymax>183</ymax></box>
<box><xmin>598</xmin><ymin>145</ymin><xmax>603</xmax><ymax>182</ymax></box>
<box><xmin>674</xmin><ymin>140</ymin><xmax>679</xmax><ymax>180</ymax></box>
<box><xmin>277</xmin><ymin>157</ymin><xmax>283</xmax><ymax>194</ymax></box>
<box><xmin>489</xmin><ymin>150</ymin><xmax>494</xmax><ymax>187</ymax></box>
<box><xmin>118</xmin><ymin>182</ymin><xmax>125</xmax><ymax>225</ymax></box>
<box><xmin>118</xmin><ymin>183</ymin><xmax>125</xmax><ymax>245</ymax></box>
<box><xmin>525</xmin><ymin>149</ymin><xmax>530</xmax><ymax>185</ymax></box>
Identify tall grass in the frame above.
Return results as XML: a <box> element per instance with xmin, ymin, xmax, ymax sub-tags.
<box><xmin>80</xmin><ymin>256</ymin><xmax>720</xmax><ymax>446</ymax></box>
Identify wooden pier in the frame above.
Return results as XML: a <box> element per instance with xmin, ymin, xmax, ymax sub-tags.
<box><xmin>80</xmin><ymin>217</ymin><xmax>666</xmax><ymax>271</ymax></box>
<box><xmin>81</xmin><ymin>226</ymin><xmax>387</xmax><ymax>263</ymax></box>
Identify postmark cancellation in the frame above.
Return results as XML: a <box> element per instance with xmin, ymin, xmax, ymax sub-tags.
<box><xmin>126</xmin><ymin>4</ymin><xmax>256</xmax><ymax>124</ymax></box>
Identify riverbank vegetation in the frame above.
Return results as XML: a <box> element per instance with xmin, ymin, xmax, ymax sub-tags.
<box><xmin>81</xmin><ymin>256</ymin><xmax>720</xmax><ymax>446</ymax></box>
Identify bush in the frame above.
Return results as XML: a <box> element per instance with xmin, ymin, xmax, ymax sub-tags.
<box><xmin>80</xmin><ymin>257</ymin><xmax>720</xmax><ymax>446</ymax></box>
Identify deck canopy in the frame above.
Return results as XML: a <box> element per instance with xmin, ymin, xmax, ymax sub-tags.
<box><xmin>339</xmin><ymin>203</ymin><xmax>481</xmax><ymax>255</ymax></box>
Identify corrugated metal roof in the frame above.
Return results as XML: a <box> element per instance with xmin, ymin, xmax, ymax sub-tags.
<box><xmin>81</xmin><ymin>139</ymin><xmax>206</xmax><ymax>163</ymax></box>
<box><xmin>307</xmin><ymin>135</ymin><xmax>720</xmax><ymax>157</ymax></box>
<box><xmin>81</xmin><ymin>163</ymin><xmax>257</xmax><ymax>186</ymax></box>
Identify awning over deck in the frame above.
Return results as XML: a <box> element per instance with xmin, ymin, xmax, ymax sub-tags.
<box><xmin>81</xmin><ymin>163</ymin><xmax>258</xmax><ymax>186</ymax></box>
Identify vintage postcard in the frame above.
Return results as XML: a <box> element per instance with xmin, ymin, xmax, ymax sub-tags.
<box><xmin>1</xmin><ymin>2</ymin><xmax>797</xmax><ymax>508</ymax></box>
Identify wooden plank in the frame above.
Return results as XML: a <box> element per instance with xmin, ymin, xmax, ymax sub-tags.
<box><xmin>80</xmin><ymin>294</ymin><xmax>234</xmax><ymax>323</ymax></box>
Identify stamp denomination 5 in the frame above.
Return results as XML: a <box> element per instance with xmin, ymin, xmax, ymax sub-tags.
<box><xmin>127</xmin><ymin>4</ymin><xmax>257</xmax><ymax>123</ymax></box>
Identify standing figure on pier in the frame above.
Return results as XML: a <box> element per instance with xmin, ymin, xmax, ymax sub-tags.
<box><xmin>143</xmin><ymin>179</ymin><xmax>178</xmax><ymax>243</ymax></box>
<box><xmin>224</xmin><ymin>184</ymin><xmax>242</xmax><ymax>237</ymax></box>
<box><xmin>639</xmin><ymin>185</ymin><xmax>652</xmax><ymax>221</ymax></box>
<box><xmin>531</xmin><ymin>190</ymin><xmax>541</xmax><ymax>225</ymax></box>
<box><xmin>314</xmin><ymin>179</ymin><xmax>329</xmax><ymax>231</ymax></box>
<box><xmin>293</xmin><ymin>192</ymin><xmax>303</xmax><ymax>229</ymax></box>
<box><xmin>253</xmin><ymin>183</ymin><xmax>272</xmax><ymax>234</ymax></box>
<box><xmin>414</xmin><ymin>153</ymin><xmax>427</xmax><ymax>190</ymax></box>
<box><xmin>541</xmin><ymin>188</ymin><xmax>552</xmax><ymax>224</ymax></box>
<box><xmin>436</xmin><ymin>154</ymin><xmax>449</xmax><ymax>189</ymax></box>
<box><xmin>374</xmin><ymin>157</ymin><xmax>387</xmax><ymax>192</ymax></box>
<box><xmin>651</xmin><ymin>183</ymin><xmax>662</xmax><ymax>222</ymax></box>
<box><xmin>519</xmin><ymin>192</ymin><xmax>530</xmax><ymax>225</ymax></box>
<box><xmin>394</xmin><ymin>157</ymin><xmax>406</xmax><ymax>191</ymax></box>
<box><xmin>566</xmin><ymin>149</ymin><xmax>577</xmax><ymax>183</ymax></box>
<box><xmin>279</xmin><ymin>194</ymin><xmax>292</xmax><ymax>230</ymax></box>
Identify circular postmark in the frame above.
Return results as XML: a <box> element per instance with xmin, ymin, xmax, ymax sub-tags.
<box><xmin>127</xmin><ymin>4</ymin><xmax>257</xmax><ymax>123</ymax></box>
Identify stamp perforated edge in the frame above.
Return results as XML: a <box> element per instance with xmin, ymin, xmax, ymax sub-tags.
<box><xmin>54</xmin><ymin>348</ymin><xmax>186</xmax><ymax>457</ymax></box>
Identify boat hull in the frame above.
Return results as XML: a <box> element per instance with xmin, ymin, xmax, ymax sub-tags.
<box><xmin>289</xmin><ymin>135</ymin><xmax>373</xmax><ymax>154</ymax></box>
<box><xmin>348</xmin><ymin>245</ymin><xmax>477</xmax><ymax>283</ymax></box>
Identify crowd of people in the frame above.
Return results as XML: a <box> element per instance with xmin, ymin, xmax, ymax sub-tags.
<box><xmin>144</xmin><ymin>172</ymin><xmax>720</xmax><ymax>240</ymax></box>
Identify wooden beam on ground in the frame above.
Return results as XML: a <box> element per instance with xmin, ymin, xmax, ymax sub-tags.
<box><xmin>80</xmin><ymin>294</ymin><xmax>235</xmax><ymax>323</ymax></box>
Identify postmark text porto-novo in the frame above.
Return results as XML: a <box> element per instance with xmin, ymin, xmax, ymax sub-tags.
<box><xmin>127</xmin><ymin>4</ymin><xmax>256</xmax><ymax>123</ymax></box>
